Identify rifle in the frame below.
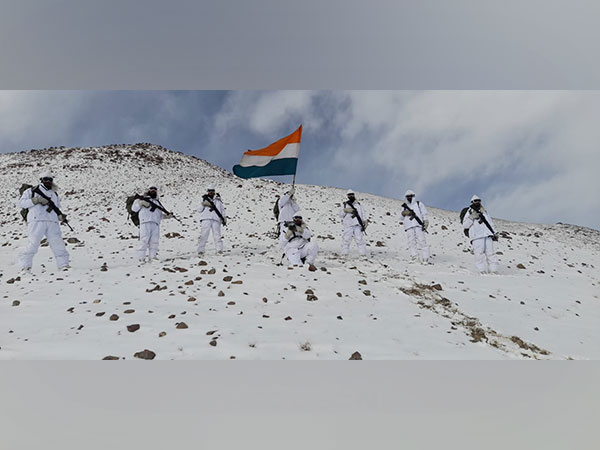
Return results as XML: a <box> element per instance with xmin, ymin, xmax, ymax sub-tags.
<box><xmin>473</xmin><ymin>208</ymin><xmax>497</xmax><ymax>239</ymax></box>
<box><xmin>136</xmin><ymin>195</ymin><xmax>182</xmax><ymax>224</ymax></box>
<box><xmin>344</xmin><ymin>200</ymin><xmax>367</xmax><ymax>235</ymax></box>
<box><xmin>202</xmin><ymin>195</ymin><xmax>227</xmax><ymax>226</ymax></box>
<box><xmin>401</xmin><ymin>201</ymin><xmax>427</xmax><ymax>233</ymax></box>
<box><xmin>32</xmin><ymin>186</ymin><xmax>74</xmax><ymax>231</ymax></box>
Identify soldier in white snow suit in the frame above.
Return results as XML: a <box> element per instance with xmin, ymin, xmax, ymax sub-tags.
<box><xmin>339</xmin><ymin>189</ymin><xmax>368</xmax><ymax>257</ymax></box>
<box><xmin>131</xmin><ymin>184</ymin><xmax>174</xmax><ymax>263</ymax></box>
<box><xmin>197</xmin><ymin>185</ymin><xmax>226</xmax><ymax>255</ymax></box>
<box><xmin>277</xmin><ymin>186</ymin><xmax>301</xmax><ymax>250</ymax></box>
<box><xmin>462</xmin><ymin>195</ymin><xmax>499</xmax><ymax>274</ymax></box>
<box><xmin>283</xmin><ymin>212</ymin><xmax>319</xmax><ymax>270</ymax></box>
<box><xmin>401</xmin><ymin>190</ymin><xmax>430</xmax><ymax>264</ymax></box>
<box><xmin>18</xmin><ymin>171</ymin><xmax>70</xmax><ymax>272</ymax></box>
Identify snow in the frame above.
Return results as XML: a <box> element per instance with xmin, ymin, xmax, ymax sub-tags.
<box><xmin>1</xmin><ymin>144</ymin><xmax>598</xmax><ymax>360</ymax></box>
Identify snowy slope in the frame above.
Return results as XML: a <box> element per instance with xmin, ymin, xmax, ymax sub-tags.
<box><xmin>1</xmin><ymin>144</ymin><xmax>598</xmax><ymax>360</ymax></box>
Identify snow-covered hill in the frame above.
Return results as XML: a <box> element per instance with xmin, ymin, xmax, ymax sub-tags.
<box><xmin>1</xmin><ymin>144</ymin><xmax>598</xmax><ymax>360</ymax></box>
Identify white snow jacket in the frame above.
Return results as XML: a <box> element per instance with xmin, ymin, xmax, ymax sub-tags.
<box><xmin>462</xmin><ymin>207</ymin><xmax>497</xmax><ymax>241</ymax></box>
<box><xmin>277</xmin><ymin>193</ymin><xmax>300</xmax><ymax>224</ymax></box>
<box><xmin>339</xmin><ymin>200</ymin><xmax>367</xmax><ymax>228</ymax></box>
<box><xmin>402</xmin><ymin>200</ymin><xmax>428</xmax><ymax>230</ymax></box>
<box><xmin>18</xmin><ymin>184</ymin><xmax>62</xmax><ymax>224</ymax></box>
<box><xmin>284</xmin><ymin>222</ymin><xmax>312</xmax><ymax>250</ymax></box>
<box><xmin>132</xmin><ymin>197</ymin><xmax>165</xmax><ymax>225</ymax></box>
<box><xmin>199</xmin><ymin>195</ymin><xmax>226</xmax><ymax>222</ymax></box>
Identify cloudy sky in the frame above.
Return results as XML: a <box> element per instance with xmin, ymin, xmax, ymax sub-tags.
<box><xmin>0</xmin><ymin>90</ymin><xmax>598</xmax><ymax>229</ymax></box>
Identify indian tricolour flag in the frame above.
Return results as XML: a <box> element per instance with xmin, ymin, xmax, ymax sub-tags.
<box><xmin>233</xmin><ymin>125</ymin><xmax>302</xmax><ymax>179</ymax></box>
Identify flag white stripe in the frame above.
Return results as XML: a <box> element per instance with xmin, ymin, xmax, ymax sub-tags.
<box><xmin>238</xmin><ymin>143</ymin><xmax>300</xmax><ymax>168</ymax></box>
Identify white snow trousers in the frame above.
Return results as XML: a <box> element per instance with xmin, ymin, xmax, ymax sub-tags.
<box><xmin>472</xmin><ymin>237</ymin><xmax>498</xmax><ymax>273</ymax></box>
<box><xmin>406</xmin><ymin>226</ymin><xmax>430</xmax><ymax>262</ymax></box>
<box><xmin>341</xmin><ymin>225</ymin><xmax>366</xmax><ymax>255</ymax></box>
<box><xmin>137</xmin><ymin>222</ymin><xmax>160</xmax><ymax>260</ymax></box>
<box><xmin>286</xmin><ymin>242</ymin><xmax>319</xmax><ymax>266</ymax></box>
<box><xmin>19</xmin><ymin>221</ymin><xmax>70</xmax><ymax>269</ymax></box>
<box><xmin>198</xmin><ymin>219</ymin><xmax>223</xmax><ymax>253</ymax></box>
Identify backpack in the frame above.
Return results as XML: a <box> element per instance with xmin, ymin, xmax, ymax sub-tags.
<box><xmin>18</xmin><ymin>184</ymin><xmax>34</xmax><ymax>222</ymax></box>
<box><xmin>459</xmin><ymin>206</ymin><xmax>470</xmax><ymax>223</ymax></box>
<box><xmin>273</xmin><ymin>197</ymin><xmax>280</xmax><ymax>220</ymax></box>
<box><xmin>126</xmin><ymin>194</ymin><xmax>140</xmax><ymax>227</ymax></box>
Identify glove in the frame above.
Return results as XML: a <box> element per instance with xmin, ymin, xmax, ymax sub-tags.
<box><xmin>163</xmin><ymin>213</ymin><xmax>174</xmax><ymax>219</ymax></box>
<box><xmin>32</xmin><ymin>196</ymin><xmax>49</xmax><ymax>205</ymax></box>
<box><xmin>287</xmin><ymin>222</ymin><xmax>296</xmax><ymax>230</ymax></box>
<box><xmin>492</xmin><ymin>233</ymin><xmax>499</xmax><ymax>242</ymax></box>
<box><xmin>284</xmin><ymin>229</ymin><xmax>294</xmax><ymax>240</ymax></box>
<box><xmin>401</xmin><ymin>210</ymin><xmax>412</xmax><ymax>217</ymax></box>
<box><xmin>202</xmin><ymin>200</ymin><xmax>211</xmax><ymax>207</ymax></box>
<box><xmin>222</xmin><ymin>218</ymin><xmax>227</xmax><ymax>226</ymax></box>
<box><xmin>463</xmin><ymin>229</ymin><xmax>470</xmax><ymax>238</ymax></box>
<box><xmin>469</xmin><ymin>210</ymin><xmax>480</xmax><ymax>220</ymax></box>
<box><xmin>288</xmin><ymin>186</ymin><xmax>295</xmax><ymax>197</ymax></box>
<box><xmin>140</xmin><ymin>200</ymin><xmax>150</xmax><ymax>208</ymax></box>
<box><xmin>344</xmin><ymin>207</ymin><xmax>354</xmax><ymax>213</ymax></box>
<box><xmin>363</xmin><ymin>219</ymin><xmax>370</xmax><ymax>230</ymax></box>
<box><xmin>423</xmin><ymin>219</ymin><xmax>429</xmax><ymax>231</ymax></box>
<box><xmin>58</xmin><ymin>214</ymin><xmax>67</xmax><ymax>224</ymax></box>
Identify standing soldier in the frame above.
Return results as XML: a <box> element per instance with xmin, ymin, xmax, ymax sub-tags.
<box><xmin>18</xmin><ymin>170</ymin><xmax>70</xmax><ymax>273</ymax></box>
<box><xmin>283</xmin><ymin>212</ymin><xmax>319</xmax><ymax>271</ymax></box>
<box><xmin>462</xmin><ymin>195</ymin><xmax>499</xmax><ymax>274</ymax></box>
<box><xmin>276</xmin><ymin>186</ymin><xmax>300</xmax><ymax>250</ymax></box>
<box><xmin>401</xmin><ymin>189</ymin><xmax>430</xmax><ymax>264</ymax></box>
<box><xmin>131</xmin><ymin>184</ymin><xmax>174</xmax><ymax>263</ymax></box>
<box><xmin>198</xmin><ymin>185</ymin><xmax>226</xmax><ymax>255</ymax></box>
<box><xmin>339</xmin><ymin>189</ymin><xmax>368</xmax><ymax>258</ymax></box>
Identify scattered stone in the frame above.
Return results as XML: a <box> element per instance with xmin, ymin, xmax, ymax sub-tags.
<box><xmin>218</xmin><ymin>291</ymin><xmax>225</xmax><ymax>297</ymax></box>
<box><xmin>187</xmin><ymin>297</ymin><xmax>196</xmax><ymax>302</ymax></box>
<box><xmin>67</xmin><ymin>237</ymin><xmax>80</xmax><ymax>244</ymax></box>
<box><xmin>349</xmin><ymin>351</ymin><xmax>362</xmax><ymax>360</ymax></box>
<box><xmin>375</xmin><ymin>241</ymin><xmax>385</xmax><ymax>247</ymax></box>
<box><xmin>306</xmin><ymin>294</ymin><xmax>318</xmax><ymax>301</ymax></box>
<box><xmin>184</xmin><ymin>280</ymin><xmax>194</xmax><ymax>285</ymax></box>
<box><xmin>336</xmin><ymin>292</ymin><xmax>342</xmax><ymax>297</ymax></box>
<box><xmin>134</xmin><ymin>349</ymin><xmax>156</xmax><ymax>360</ymax></box>
<box><xmin>517</xmin><ymin>264</ymin><xmax>526</xmax><ymax>269</ymax></box>
<box><xmin>206</xmin><ymin>330</ymin><xmax>217</xmax><ymax>335</ymax></box>
<box><xmin>305</xmin><ymin>289</ymin><xmax>314</xmax><ymax>295</ymax></box>
<box><xmin>174</xmin><ymin>267</ymin><xmax>188</xmax><ymax>272</ymax></box>
<box><xmin>109</xmin><ymin>314</ymin><xmax>119</xmax><ymax>321</ymax></box>
<box><xmin>124</xmin><ymin>309</ymin><xmax>135</xmax><ymax>314</ymax></box>
<box><xmin>308</xmin><ymin>264</ymin><xmax>317</xmax><ymax>272</ymax></box>
<box><xmin>127</xmin><ymin>324</ymin><xmax>140</xmax><ymax>332</ymax></box>
<box><xmin>441</xmin><ymin>225</ymin><xmax>448</xmax><ymax>230</ymax></box>
<box><xmin>176</xmin><ymin>322</ymin><xmax>188</xmax><ymax>329</ymax></box>
<box><xmin>198</xmin><ymin>260</ymin><xmax>208</xmax><ymax>266</ymax></box>
<box><xmin>223</xmin><ymin>276</ymin><xmax>233</xmax><ymax>282</ymax></box>
<box><xmin>231</xmin><ymin>280</ymin><xmax>243</xmax><ymax>284</ymax></box>
<box><xmin>102</xmin><ymin>355</ymin><xmax>120</xmax><ymax>360</ymax></box>
<box><xmin>431</xmin><ymin>284</ymin><xmax>442</xmax><ymax>291</ymax></box>
<box><xmin>96</xmin><ymin>312</ymin><xmax>105</xmax><ymax>317</ymax></box>
<box><xmin>168</xmin><ymin>314</ymin><xmax>176</xmax><ymax>319</ymax></box>
<box><xmin>67</xmin><ymin>306</ymin><xmax>74</xmax><ymax>313</ymax></box>
<box><xmin>262</xmin><ymin>314</ymin><xmax>270</xmax><ymax>318</ymax></box>
<box><xmin>262</xmin><ymin>297</ymin><xmax>268</xmax><ymax>303</ymax></box>
<box><xmin>358</xmin><ymin>279</ymin><xmax>367</xmax><ymax>285</ymax></box>
<box><xmin>12</xmin><ymin>300</ymin><xmax>20</xmax><ymax>307</ymax></box>
<box><xmin>337</xmin><ymin>315</ymin><xmax>343</xmax><ymax>320</ymax></box>
<box><xmin>209</xmin><ymin>340</ymin><xmax>217</xmax><ymax>347</ymax></box>
<box><xmin>227</xmin><ymin>301</ymin><xmax>236</xmax><ymax>305</ymax></box>
<box><xmin>93</xmin><ymin>299</ymin><xmax>101</xmax><ymax>304</ymax></box>
<box><xmin>158</xmin><ymin>331</ymin><xmax>167</xmax><ymax>337</ymax></box>
<box><xmin>208</xmin><ymin>268</ymin><xmax>216</xmax><ymax>275</ymax></box>
<box><xmin>284</xmin><ymin>316</ymin><xmax>292</xmax><ymax>320</ymax></box>
<box><xmin>363</xmin><ymin>290</ymin><xmax>371</xmax><ymax>296</ymax></box>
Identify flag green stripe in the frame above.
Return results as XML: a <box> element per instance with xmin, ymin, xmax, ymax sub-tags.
<box><xmin>233</xmin><ymin>158</ymin><xmax>298</xmax><ymax>179</ymax></box>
